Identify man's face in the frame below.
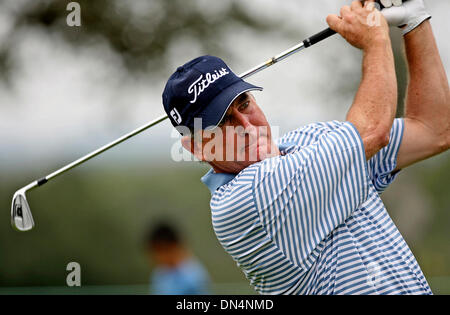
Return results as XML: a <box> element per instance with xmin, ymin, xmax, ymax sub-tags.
<box><xmin>183</xmin><ymin>92</ymin><xmax>280</xmax><ymax>174</ymax></box>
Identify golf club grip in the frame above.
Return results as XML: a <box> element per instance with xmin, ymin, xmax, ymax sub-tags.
<box><xmin>303</xmin><ymin>28</ymin><xmax>337</xmax><ymax>48</ymax></box>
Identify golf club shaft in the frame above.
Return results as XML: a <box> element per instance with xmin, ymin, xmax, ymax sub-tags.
<box><xmin>25</xmin><ymin>27</ymin><xmax>336</xmax><ymax>191</ymax></box>
<box><xmin>241</xmin><ymin>28</ymin><xmax>336</xmax><ymax>79</ymax></box>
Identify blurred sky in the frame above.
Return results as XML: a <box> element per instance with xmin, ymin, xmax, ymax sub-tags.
<box><xmin>0</xmin><ymin>0</ymin><xmax>449</xmax><ymax>174</ymax></box>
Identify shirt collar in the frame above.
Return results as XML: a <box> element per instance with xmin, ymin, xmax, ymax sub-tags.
<box><xmin>201</xmin><ymin>169</ymin><xmax>237</xmax><ymax>194</ymax></box>
<box><xmin>201</xmin><ymin>141</ymin><xmax>297</xmax><ymax>194</ymax></box>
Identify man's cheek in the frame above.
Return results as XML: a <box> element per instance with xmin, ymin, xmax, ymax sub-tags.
<box><xmin>222</xmin><ymin>133</ymin><xmax>235</xmax><ymax>161</ymax></box>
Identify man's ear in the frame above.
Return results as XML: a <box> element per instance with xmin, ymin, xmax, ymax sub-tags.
<box><xmin>181</xmin><ymin>135</ymin><xmax>204</xmax><ymax>161</ymax></box>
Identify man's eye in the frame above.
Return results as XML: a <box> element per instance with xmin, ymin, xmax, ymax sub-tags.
<box><xmin>239</xmin><ymin>101</ymin><xmax>250</xmax><ymax>111</ymax></box>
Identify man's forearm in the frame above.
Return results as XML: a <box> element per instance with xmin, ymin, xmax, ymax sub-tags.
<box><xmin>404</xmin><ymin>21</ymin><xmax>450</xmax><ymax>142</ymax></box>
<box><xmin>346</xmin><ymin>37</ymin><xmax>398</xmax><ymax>159</ymax></box>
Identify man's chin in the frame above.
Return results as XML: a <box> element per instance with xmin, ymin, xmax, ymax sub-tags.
<box><xmin>257</xmin><ymin>151</ymin><xmax>277</xmax><ymax>162</ymax></box>
<box><xmin>257</xmin><ymin>142</ymin><xmax>280</xmax><ymax>160</ymax></box>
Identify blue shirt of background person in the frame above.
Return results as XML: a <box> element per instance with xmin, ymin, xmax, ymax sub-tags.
<box><xmin>151</xmin><ymin>258</ymin><xmax>210</xmax><ymax>295</ymax></box>
<box><xmin>145</xmin><ymin>222</ymin><xmax>211</xmax><ymax>295</ymax></box>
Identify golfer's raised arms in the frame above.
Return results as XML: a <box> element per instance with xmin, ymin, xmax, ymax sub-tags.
<box><xmin>395</xmin><ymin>21</ymin><xmax>450</xmax><ymax>171</ymax></box>
<box><xmin>327</xmin><ymin>1</ymin><xmax>397</xmax><ymax>160</ymax></box>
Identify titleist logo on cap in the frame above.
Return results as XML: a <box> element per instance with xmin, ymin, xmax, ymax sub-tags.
<box><xmin>188</xmin><ymin>68</ymin><xmax>230</xmax><ymax>104</ymax></box>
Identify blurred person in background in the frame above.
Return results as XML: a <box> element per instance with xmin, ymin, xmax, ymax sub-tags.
<box><xmin>144</xmin><ymin>221</ymin><xmax>211</xmax><ymax>295</ymax></box>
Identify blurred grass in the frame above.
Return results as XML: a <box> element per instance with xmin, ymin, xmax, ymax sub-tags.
<box><xmin>0</xmin><ymin>283</ymin><xmax>256</xmax><ymax>295</ymax></box>
<box><xmin>0</xmin><ymin>277</ymin><xmax>448</xmax><ymax>295</ymax></box>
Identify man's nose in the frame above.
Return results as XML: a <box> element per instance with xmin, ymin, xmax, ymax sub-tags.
<box><xmin>232</xmin><ymin>109</ymin><xmax>252</xmax><ymax>130</ymax></box>
<box><xmin>232</xmin><ymin>111</ymin><xmax>257</xmax><ymax>139</ymax></box>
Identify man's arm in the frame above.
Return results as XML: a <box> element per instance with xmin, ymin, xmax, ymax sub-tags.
<box><xmin>395</xmin><ymin>21</ymin><xmax>450</xmax><ymax>170</ymax></box>
<box><xmin>328</xmin><ymin>1</ymin><xmax>398</xmax><ymax>160</ymax></box>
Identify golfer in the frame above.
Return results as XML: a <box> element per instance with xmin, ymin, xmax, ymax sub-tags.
<box><xmin>162</xmin><ymin>0</ymin><xmax>449</xmax><ymax>294</ymax></box>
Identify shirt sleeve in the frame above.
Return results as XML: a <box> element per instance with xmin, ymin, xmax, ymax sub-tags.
<box><xmin>253</xmin><ymin>121</ymin><xmax>370</xmax><ymax>268</ymax></box>
<box><xmin>367</xmin><ymin>118</ymin><xmax>405</xmax><ymax>194</ymax></box>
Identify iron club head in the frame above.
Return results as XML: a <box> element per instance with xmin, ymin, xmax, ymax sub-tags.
<box><xmin>11</xmin><ymin>182</ymin><xmax>37</xmax><ymax>232</ymax></box>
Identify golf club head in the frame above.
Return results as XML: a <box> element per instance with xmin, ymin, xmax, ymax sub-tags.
<box><xmin>11</xmin><ymin>190</ymin><xmax>35</xmax><ymax>231</ymax></box>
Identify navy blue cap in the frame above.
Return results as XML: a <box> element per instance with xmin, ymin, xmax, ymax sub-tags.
<box><xmin>162</xmin><ymin>55</ymin><xmax>262</xmax><ymax>132</ymax></box>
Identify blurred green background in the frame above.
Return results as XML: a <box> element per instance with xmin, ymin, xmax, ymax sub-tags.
<box><xmin>0</xmin><ymin>0</ymin><xmax>448</xmax><ymax>294</ymax></box>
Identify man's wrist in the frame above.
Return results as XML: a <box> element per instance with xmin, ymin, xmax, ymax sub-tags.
<box><xmin>363</xmin><ymin>33</ymin><xmax>391</xmax><ymax>53</ymax></box>
<box><xmin>401</xmin><ymin>2</ymin><xmax>432</xmax><ymax>36</ymax></box>
<box><xmin>403</xmin><ymin>19</ymin><xmax>430</xmax><ymax>39</ymax></box>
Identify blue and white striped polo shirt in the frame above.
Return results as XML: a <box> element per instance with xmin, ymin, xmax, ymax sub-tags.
<box><xmin>201</xmin><ymin>119</ymin><xmax>432</xmax><ymax>295</ymax></box>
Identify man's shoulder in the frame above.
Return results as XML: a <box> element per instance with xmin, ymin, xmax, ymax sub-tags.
<box><xmin>211</xmin><ymin>120</ymin><xmax>354</xmax><ymax>199</ymax></box>
<box><xmin>221</xmin><ymin>121</ymin><xmax>348</xmax><ymax>190</ymax></box>
<box><xmin>210</xmin><ymin>165</ymin><xmax>259</xmax><ymax>201</ymax></box>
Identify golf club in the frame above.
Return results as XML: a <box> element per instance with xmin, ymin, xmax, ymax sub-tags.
<box><xmin>11</xmin><ymin>27</ymin><xmax>336</xmax><ymax>232</ymax></box>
